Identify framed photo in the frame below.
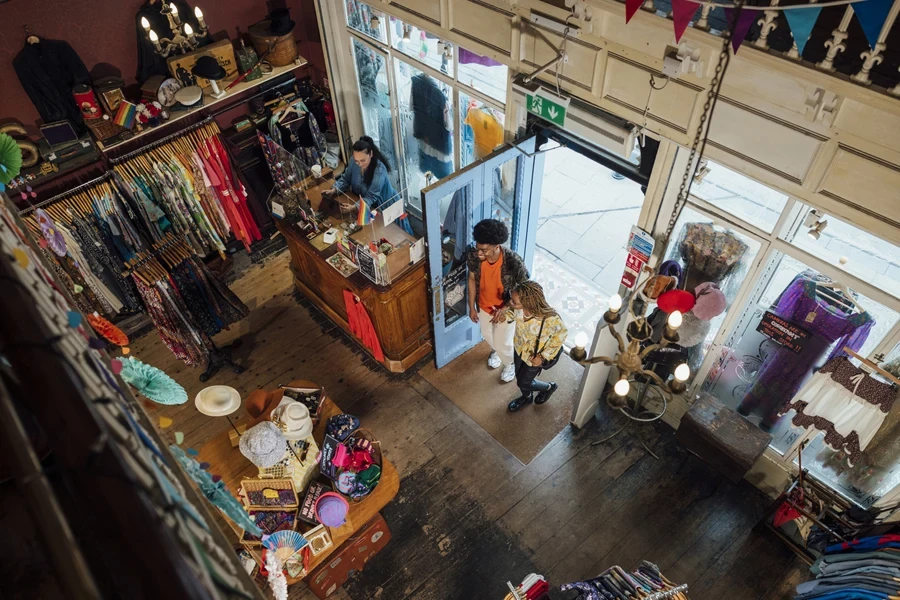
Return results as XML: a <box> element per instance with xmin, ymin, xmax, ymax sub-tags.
<box><xmin>166</xmin><ymin>39</ymin><xmax>238</xmax><ymax>90</ymax></box>
<box><xmin>100</xmin><ymin>88</ymin><xmax>125</xmax><ymax>114</ymax></box>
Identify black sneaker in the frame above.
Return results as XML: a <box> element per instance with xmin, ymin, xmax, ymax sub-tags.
<box><xmin>534</xmin><ymin>382</ymin><xmax>558</xmax><ymax>405</ymax></box>
<box><xmin>508</xmin><ymin>394</ymin><xmax>533</xmax><ymax>412</ymax></box>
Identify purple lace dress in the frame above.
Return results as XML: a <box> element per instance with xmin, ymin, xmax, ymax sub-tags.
<box><xmin>737</xmin><ymin>278</ymin><xmax>874</xmax><ymax>429</ymax></box>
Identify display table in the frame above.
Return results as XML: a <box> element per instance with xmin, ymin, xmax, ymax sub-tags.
<box><xmin>276</xmin><ymin>178</ymin><xmax>432</xmax><ymax>373</ymax></box>
<box><xmin>198</xmin><ymin>380</ymin><xmax>399</xmax><ymax>585</ymax></box>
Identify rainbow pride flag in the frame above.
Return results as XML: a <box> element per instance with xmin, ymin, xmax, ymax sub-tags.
<box><xmin>357</xmin><ymin>199</ymin><xmax>371</xmax><ymax>226</ymax></box>
<box><xmin>114</xmin><ymin>101</ymin><xmax>137</xmax><ymax>129</ymax></box>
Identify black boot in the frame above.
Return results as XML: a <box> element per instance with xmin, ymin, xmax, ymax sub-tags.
<box><xmin>508</xmin><ymin>393</ymin><xmax>533</xmax><ymax>412</ymax></box>
<box><xmin>534</xmin><ymin>382</ymin><xmax>558</xmax><ymax>405</ymax></box>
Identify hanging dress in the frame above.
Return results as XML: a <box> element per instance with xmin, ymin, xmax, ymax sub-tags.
<box><xmin>737</xmin><ymin>278</ymin><xmax>874</xmax><ymax>429</ymax></box>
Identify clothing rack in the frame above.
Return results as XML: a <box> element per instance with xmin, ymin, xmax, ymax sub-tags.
<box><xmin>121</xmin><ymin>234</ymin><xmax>184</xmax><ymax>276</ymax></box>
<box><xmin>645</xmin><ymin>584</ymin><xmax>689</xmax><ymax>600</ymax></box>
<box><xmin>18</xmin><ymin>172</ymin><xmax>111</xmax><ymax>216</ymax></box>
<box><xmin>844</xmin><ymin>346</ymin><xmax>900</xmax><ymax>386</ymax></box>
<box><xmin>110</xmin><ymin>117</ymin><xmax>215</xmax><ymax>164</ymax></box>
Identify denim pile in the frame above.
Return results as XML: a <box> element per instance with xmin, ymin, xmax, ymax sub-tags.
<box><xmin>797</xmin><ymin>534</ymin><xmax>900</xmax><ymax>599</ymax></box>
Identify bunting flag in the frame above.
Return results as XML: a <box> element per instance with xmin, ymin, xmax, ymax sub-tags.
<box><xmin>854</xmin><ymin>0</ymin><xmax>893</xmax><ymax>49</ymax></box>
<box><xmin>357</xmin><ymin>199</ymin><xmax>371</xmax><ymax>226</ymax></box>
<box><xmin>724</xmin><ymin>8</ymin><xmax>756</xmax><ymax>54</ymax></box>
<box><xmin>671</xmin><ymin>0</ymin><xmax>700</xmax><ymax>43</ymax></box>
<box><xmin>625</xmin><ymin>0</ymin><xmax>643</xmax><ymax>23</ymax></box>
<box><xmin>783</xmin><ymin>5</ymin><xmax>823</xmax><ymax>57</ymax></box>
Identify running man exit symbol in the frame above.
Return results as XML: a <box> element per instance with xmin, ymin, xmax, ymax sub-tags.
<box><xmin>526</xmin><ymin>89</ymin><xmax>569</xmax><ymax>127</ymax></box>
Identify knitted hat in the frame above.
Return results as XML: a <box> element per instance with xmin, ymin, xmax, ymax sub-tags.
<box><xmin>239</xmin><ymin>422</ymin><xmax>288</xmax><ymax>468</ymax></box>
<box><xmin>692</xmin><ymin>282</ymin><xmax>727</xmax><ymax>321</ymax></box>
<box><xmin>657</xmin><ymin>289</ymin><xmax>695</xmax><ymax>314</ymax></box>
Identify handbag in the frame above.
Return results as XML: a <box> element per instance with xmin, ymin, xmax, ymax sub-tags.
<box><xmin>533</xmin><ymin>317</ymin><xmax>562</xmax><ymax>370</ymax></box>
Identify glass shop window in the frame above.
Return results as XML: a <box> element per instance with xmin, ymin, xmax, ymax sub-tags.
<box><xmin>393</xmin><ymin>59</ymin><xmax>455</xmax><ymax>211</ymax></box>
<box><xmin>459</xmin><ymin>92</ymin><xmax>505</xmax><ymax>168</ymax></box>
<box><xmin>701</xmin><ymin>251</ymin><xmax>898</xmax><ymax>455</ymax></box>
<box><xmin>783</xmin><ymin>203</ymin><xmax>900</xmax><ymax>301</ymax></box>
<box><xmin>656</xmin><ymin>206</ymin><xmax>761</xmax><ymax>381</ymax></box>
<box><xmin>691</xmin><ymin>160</ymin><xmax>789</xmax><ymax>233</ymax></box>
<box><xmin>350</xmin><ymin>38</ymin><xmax>400</xmax><ymax>191</ymax></box>
<box><xmin>346</xmin><ymin>0</ymin><xmax>387</xmax><ymax>43</ymax></box>
<box><xmin>389</xmin><ymin>16</ymin><xmax>453</xmax><ymax>76</ymax></box>
<box><xmin>457</xmin><ymin>46</ymin><xmax>508</xmax><ymax>104</ymax></box>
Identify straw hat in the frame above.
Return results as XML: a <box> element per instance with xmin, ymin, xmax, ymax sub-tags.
<box><xmin>239</xmin><ymin>422</ymin><xmax>289</xmax><ymax>468</ymax></box>
<box><xmin>273</xmin><ymin>402</ymin><xmax>313</xmax><ymax>440</ymax></box>
<box><xmin>195</xmin><ymin>385</ymin><xmax>241</xmax><ymax>416</ymax></box>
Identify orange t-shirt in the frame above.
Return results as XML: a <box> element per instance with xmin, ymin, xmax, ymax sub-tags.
<box><xmin>478</xmin><ymin>253</ymin><xmax>504</xmax><ymax>313</ymax></box>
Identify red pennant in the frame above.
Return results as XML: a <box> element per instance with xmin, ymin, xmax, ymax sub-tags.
<box><xmin>625</xmin><ymin>0</ymin><xmax>643</xmax><ymax>23</ymax></box>
<box><xmin>724</xmin><ymin>8</ymin><xmax>756</xmax><ymax>54</ymax></box>
<box><xmin>671</xmin><ymin>0</ymin><xmax>699</xmax><ymax>43</ymax></box>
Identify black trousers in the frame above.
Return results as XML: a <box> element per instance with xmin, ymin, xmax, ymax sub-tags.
<box><xmin>514</xmin><ymin>352</ymin><xmax>552</xmax><ymax>397</ymax></box>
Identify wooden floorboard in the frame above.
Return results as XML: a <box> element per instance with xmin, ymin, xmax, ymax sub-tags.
<box><xmin>117</xmin><ymin>250</ymin><xmax>809</xmax><ymax>600</ymax></box>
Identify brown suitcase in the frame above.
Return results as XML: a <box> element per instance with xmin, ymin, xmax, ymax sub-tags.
<box><xmin>306</xmin><ymin>513</ymin><xmax>391</xmax><ymax>598</ymax></box>
<box><xmin>676</xmin><ymin>393</ymin><xmax>772</xmax><ymax>482</ymax></box>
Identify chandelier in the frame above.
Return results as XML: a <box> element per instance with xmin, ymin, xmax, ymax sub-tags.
<box><xmin>567</xmin><ymin>0</ymin><xmax>746</xmax><ymax>424</ymax></box>
<box><xmin>141</xmin><ymin>3</ymin><xmax>209</xmax><ymax>58</ymax></box>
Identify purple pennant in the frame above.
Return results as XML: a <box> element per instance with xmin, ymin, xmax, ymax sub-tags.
<box><xmin>89</xmin><ymin>338</ymin><xmax>107</xmax><ymax>350</ymax></box>
<box><xmin>199</xmin><ymin>461</ymin><xmax>211</xmax><ymax>470</ymax></box>
<box><xmin>724</xmin><ymin>8</ymin><xmax>756</xmax><ymax>54</ymax></box>
<box><xmin>212</xmin><ymin>474</ymin><xmax>222</xmax><ymax>483</ymax></box>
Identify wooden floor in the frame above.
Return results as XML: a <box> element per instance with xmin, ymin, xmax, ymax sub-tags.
<box><xmin>124</xmin><ymin>251</ymin><xmax>807</xmax><ymax>599</ymax></box>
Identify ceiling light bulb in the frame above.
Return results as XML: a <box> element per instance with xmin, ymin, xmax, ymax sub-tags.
<box><xmin>170</xmin><ymin>3</ymin><xmax>178</xmax><ymax>14</ymax></box>
<box><xmin>194</xmin><ymin>6</ymin><xmax>203</xmax><ymax>18</ymax></box>
<box><xmin>149</xmin><ymin>29</ymin><xmax>159</xmax><ymax>41</ymax></box>
<box><xmin>184</xmin><ymin>23</ymin><xmax>193</xmax><ymax>35</ymax></box>
<box><xmin>141</xmin><ymin>16</ymin><xmax>151</xmax><ymax>30</ymax></box>
<box><xmin>674</xmin><ymin>363</ymin><xmax>690</xmax><ymax>382</ymax></box>
<box><xmin>573</xmin><ymin>331</ymin><xmax>589</xmax><ymax>349</ymax></box>
<box><xmin>667</xmin><ymin>310</ymin><xmax>683</xmax><ymax>329</ymax></box>
<box><xmin>608</xmin><ymin>293</ymin><xmax>622</xmax><ymax>312</ymax></box>
<box><xmin>614</xmin><ymin>378</ymin><xmax>630</xmax><ymax>397</ymax></box>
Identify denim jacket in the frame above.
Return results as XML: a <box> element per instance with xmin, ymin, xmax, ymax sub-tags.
<box><xmin>333</xmin><ymin>160</ymin><xmax>397</xmax><ymax>210</ymax></box>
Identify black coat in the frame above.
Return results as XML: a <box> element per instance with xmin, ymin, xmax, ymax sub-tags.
<box><xmin>13</xmin><ymin>38</ymin><xmax>90</xmax><ymax>128</ymax></box>
<box><xmin>135</xmin><ymin>0</ymin><xmax>209</xmax><ymax>83</ymax></box>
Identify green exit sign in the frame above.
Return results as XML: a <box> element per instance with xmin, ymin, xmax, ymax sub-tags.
<box><xmin>526</xmin><ymin>89</ymin><xmax>570</xmax><ymax>127</ymax></box>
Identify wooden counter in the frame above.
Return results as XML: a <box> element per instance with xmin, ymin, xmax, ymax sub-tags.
<box><xmin>198</xmin><ymin>382</ymin><xmax>400</xmax><ymax>585</ymax></box>
<box><xmin>276</xmin><ymin>180</ymin><xmax>432</xmax><ymax>373</ymax></box>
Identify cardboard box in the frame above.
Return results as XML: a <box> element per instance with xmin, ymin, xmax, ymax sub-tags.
<box><xmin>167</xmin><ymin>39</ymin><xmax>238</xmax><ymax>91</ymax></box>
<box><xmin>306</xmin><ymin>514</ymin><xmax>391</xmax><ymax>598</ymax></box>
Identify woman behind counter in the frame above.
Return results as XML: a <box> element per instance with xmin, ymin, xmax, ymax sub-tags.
<box><xmin>323</xmin><ymin>136</ymin><xmax>397</xmax><ymax>210</ymax></box>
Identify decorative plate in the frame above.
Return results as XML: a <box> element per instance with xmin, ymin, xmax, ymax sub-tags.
<box><xmin>157</xmin><ymin>78</ymin><xmax>182</xmax><ymax>107</ymax></box>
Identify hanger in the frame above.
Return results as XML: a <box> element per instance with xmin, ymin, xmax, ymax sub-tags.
<box><xmin>24</xmin><ymin>25</ymin><xmax>40</xmax><ymax>45</ymax></box>
<box><xmin>814</xmin><ymin>280</ymin><xmax>863</xmax><ymax>313</ymax></box>
<box><xmin>844</xmin><ymin>347</ymin><xmax>900</xmax><ymax>386</ymax></box>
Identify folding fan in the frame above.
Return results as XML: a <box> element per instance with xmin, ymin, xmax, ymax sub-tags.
<box><xmin>262</xmin><ymin>530</ymin><xmax>308</xmax><ymax>562</ymax></box>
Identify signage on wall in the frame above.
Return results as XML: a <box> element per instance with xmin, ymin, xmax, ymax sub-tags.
<box><xmin>526</xmin><ymin>88</ymin><xmax>570</xmax><ymax>127</ymax></box>
<box><xmin>757</xmin><ymin>311</ymin><xmax>810</xmax><ymax>354</ymax></box>
<box><xmin>621</xmin><ymin>226</ymin><xmax>655</xmax><ymax>289</ymax></box>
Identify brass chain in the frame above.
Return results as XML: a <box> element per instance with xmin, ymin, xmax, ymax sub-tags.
<box><xmin>663</xmin><ymin>0</ymin><xmax>746</xmax><ymax>246</ymax></box>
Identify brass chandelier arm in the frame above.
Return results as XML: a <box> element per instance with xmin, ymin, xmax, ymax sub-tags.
<box><xmin>608</xmin><ymin>321</ymin><xmax>626</xmax><ymax>354</ymax></box>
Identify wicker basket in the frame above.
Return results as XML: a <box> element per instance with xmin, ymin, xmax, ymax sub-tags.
<box><xmin>240</xmin><ymin>508</ymin><xmax>298</xmax><ymax>546</ymax></box>
<box><xmin>331</xmin><ymin>428</ymin><xmax>383</xmax><ymax>503</ymax></box>
<box><xmin>242</xmin><ymin>478</ymin><xmax>299</xmax><ymax>509</ymax></box>
<box><xmin>249</xmin><ymin>21</ymin><xmax>298</xmax><ymax>67</ymax></box>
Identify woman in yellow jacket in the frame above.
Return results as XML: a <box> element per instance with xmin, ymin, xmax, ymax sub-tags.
<box><xmin>507</xmin><ymin>281</ymin><xmax>568</xmax><ymax>412</ymax></box>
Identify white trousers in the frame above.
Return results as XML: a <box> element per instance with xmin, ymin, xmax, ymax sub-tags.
<box><xmin>478</xmin><ymin>309</ymin><xmax>515</xmax><ymax>366</ymax></box>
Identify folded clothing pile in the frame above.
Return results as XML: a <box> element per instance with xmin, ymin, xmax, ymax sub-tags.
<box><xmin>797</xmin><ymin>534</ymin><xmax>900</xmax><ymax>599</ymax></box>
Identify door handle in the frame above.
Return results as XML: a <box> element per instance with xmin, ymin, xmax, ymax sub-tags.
<box><xmin>433</xmin><ymin>288</ymin><xmax>442</xmax><ymax>317</ymax></box>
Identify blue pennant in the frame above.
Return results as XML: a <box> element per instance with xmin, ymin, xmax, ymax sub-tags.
<box><xmin>784</xmin><ymin>5</ymin><xmax>823</xmax><ymax>57</ymax></box>
<box><xmin>854</xmin><ymin>0</ymin><xmax>893</xmax><ymax>49</ymax></box>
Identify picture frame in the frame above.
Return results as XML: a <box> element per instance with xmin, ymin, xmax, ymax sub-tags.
<box><xmin>167</xmin><ymin>39</ymin><xmax>238</xmax><ymax>91</ymax></box>
<box><xmin>100</xmin><ymin>88</ymin><xmax>126</xmax><ymax>114</ymax></box>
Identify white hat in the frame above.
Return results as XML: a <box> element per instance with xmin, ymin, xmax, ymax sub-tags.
<box><xmin>273</xmin><ymin>402</ymin><xmax>313</xmax><ymax>440</ymax></box>
<box><xmin>195</xmin><ymin>385</ymin><xmax>241</xmax><ymax>417</ymax></box>
<box><xmin>239</xmin><ymin>421</ymin><xmax>289</xmax><ymax>468</ymax></box>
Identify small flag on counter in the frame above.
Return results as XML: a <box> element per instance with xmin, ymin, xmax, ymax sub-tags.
<box><xmin>357</xmin><ymin>199</ymin><xmax>371</xmax><ymax>226</ymax></box>
<box><xmin>114</xmin><ymin>101</ymin><xmax>137</xmax><ymax>129</ymax></box>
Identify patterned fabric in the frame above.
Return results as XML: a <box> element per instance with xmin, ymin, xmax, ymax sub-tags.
<box><xmin>737</xmin><ymin>278</ymin><xmax>874</xmax><ymax>429</ymax></box>
<box><xmin>678</xmin><ymin>222</ymin><xmax>748</xmax><ymax>283</ymax></box>
<box><xmin>514</xmin><ymin>313</ymin><xmax>568</xmax><ymax>364</ymax></box>
<box><xmin>466</xmin><ymin>246</ymin><xmax>529</xmax><ymax>310</ymax></box>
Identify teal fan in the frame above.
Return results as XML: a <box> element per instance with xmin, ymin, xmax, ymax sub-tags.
<box><xmin>119</xmin><ymin>357</ymin><xmax>188</xmax><ymax>405</ymax></box>
<box><xmin>0</xmin><ymin>133</ymin><xmax>23</xmax><ymax>190</ymax></box>
<box><xmin>263</xmin><ymin>530</ymin><xmax>308</xmax><ymax>562</ymax></box>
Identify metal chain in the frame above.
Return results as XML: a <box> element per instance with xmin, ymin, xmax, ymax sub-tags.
<box><xmin>663</xmin><ymin>0</ymin><xmax>746</xmax><ymax>245</ymax></box>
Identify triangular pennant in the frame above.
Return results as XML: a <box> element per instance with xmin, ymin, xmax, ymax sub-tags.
<box><xmin>853</xmin><ymin>0</ymin><xmax>893</xmax><ymax>49</ymax></box>
<box><xmin>784</xmin><ymin>5</ymin><xmax>823</xmax><ymax>57</ymax></box>
<box><xmin>671</xmin><ymin>0</ymin><xmax>700</xmax><ymax>43</ymax></box>
<box><xmin>724</xmin><ymin>8</ymin><xmax>756</xmax><ymax>54</ymax></box>
<box><xmin>625</xmin><ymin>0</ymin><xmax>643</xmax><ymax>23</ymax></box>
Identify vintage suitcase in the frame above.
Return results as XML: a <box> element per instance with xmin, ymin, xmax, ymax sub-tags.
<box><xmin>306</xmin><ymin>513</ymin><xmax>391</xmax><ymax>598</ymax></box>
<box><xmin>676</xmin><ymin>392</ymin><xmax>772</xmax><ymax>482</ymax></box>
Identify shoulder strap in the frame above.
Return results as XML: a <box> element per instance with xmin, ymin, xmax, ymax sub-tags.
<box><xmin>534</xmin><ymin>318</ymin><xmax>545</xmax><ymax>355</ymax></box>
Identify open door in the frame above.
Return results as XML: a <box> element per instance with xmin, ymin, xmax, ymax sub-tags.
<box><xmin>422</xmin><ymin>135</ymin><xmax>544</xmax><ymax>368</ymax></box>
